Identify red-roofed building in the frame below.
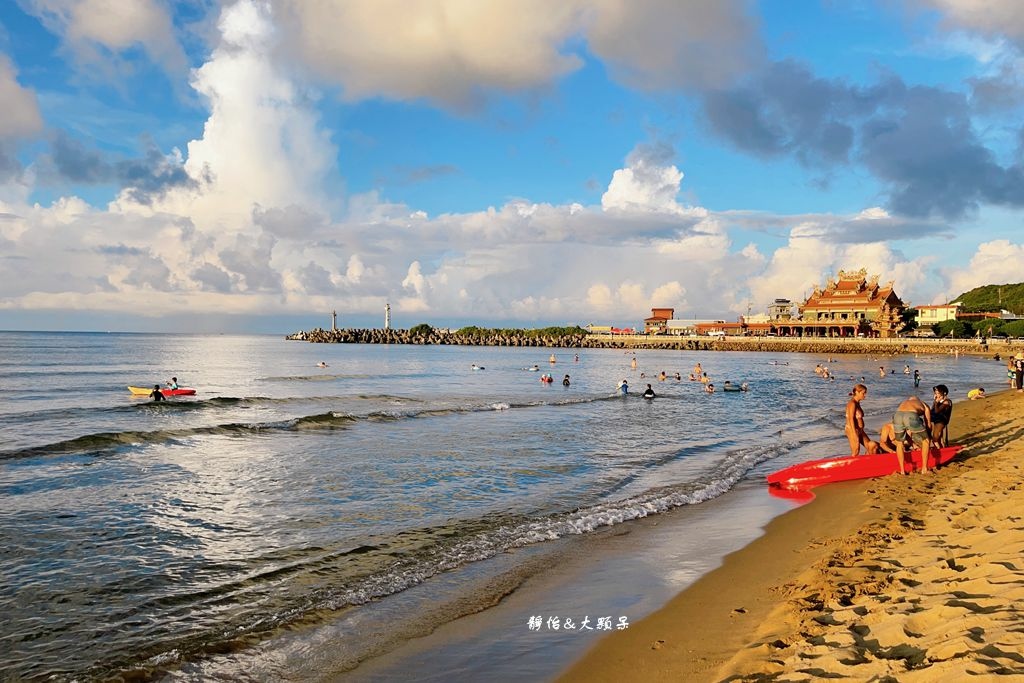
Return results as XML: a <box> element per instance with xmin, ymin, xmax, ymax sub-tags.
<box><xmin>644</xmin><ymin>308</ymin><xmax>675</xmax><ymax>334</ymax></box>
<box><xmin>783</xmin><ymin>269</ymin><xmax>906</xmax><ymax>338</ymax></box>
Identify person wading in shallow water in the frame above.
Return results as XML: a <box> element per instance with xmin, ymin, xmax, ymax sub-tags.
<box><xmin>149</xmin><ymin>384</ymin><xmax>165</xmax><ymax>402</ymax></box>
<box><xmin>845</xmin><ymin>384</ymin><xmax>879</xmax><ymax>457</ymax></box>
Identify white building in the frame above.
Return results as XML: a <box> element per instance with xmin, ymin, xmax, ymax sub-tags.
<box><xmin>665</xmin><ymin>319</ymin><xmax>727</xmax><ymax>335</ymax></box>
<box><xmin>915</xmin><ymin>303</ymin><xmax>960</xmax><ymax>327</ymax></box>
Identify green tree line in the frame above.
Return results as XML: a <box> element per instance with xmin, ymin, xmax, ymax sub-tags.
<box><xmin>933</xmin><ymin>318</ymin><xmax>1024</xmax><ymax>338</ymax></box>
<box><xmin>454</xmin><ymin>325</ymin><xmax>587</xmax><ymax>338</ymax></box>
<box><xmin>950</xmin><ymin>282</ymin><xmax>1024</xmax><ymax>313</ymax></box>
<box><xmin>405</xmin><ymin>324</ymin><xmax>587</xmax><ymax>338</ymax></box>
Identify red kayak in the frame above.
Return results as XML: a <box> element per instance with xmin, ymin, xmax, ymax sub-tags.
<box><xmin>128</xmin><ymin>386</ymin><xmax>197</xmax><ymax>397</ymax></box>
<box><xmin>767</xmin><ymin>445</ymin><xmax>963</xmax><ymax>491</ymax></box>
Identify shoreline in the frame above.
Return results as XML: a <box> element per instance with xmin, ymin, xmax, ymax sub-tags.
<box><xmin>560</xmin><ymin>389</ymin><xmax>1024</xmax><ymax>681</ymax></box>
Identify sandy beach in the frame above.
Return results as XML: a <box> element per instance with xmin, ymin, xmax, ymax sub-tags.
<box><xmin>562</xmin><ymin>389</ymin><xmax>1024</xmax><ymax>681</ymax></box>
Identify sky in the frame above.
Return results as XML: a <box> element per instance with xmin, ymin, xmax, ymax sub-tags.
<box><xmin>2</xmin><ymin>0</ymin><xmax>1024</xmax><ymax>333</ymax></box>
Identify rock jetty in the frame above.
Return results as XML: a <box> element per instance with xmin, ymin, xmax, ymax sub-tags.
<box><xmin>286</xmin><ymin>327</ymin><xmax>588</xmax><ymax>347</ymax></box>
<box><xmin>286</xmin><ymin>328</ymin><xmax>1024</xmax><ymax>357</ymax></box>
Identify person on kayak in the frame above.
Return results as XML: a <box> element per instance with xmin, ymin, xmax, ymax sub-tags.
<box><xmin>845</xmin><ymin>384</ymin><xmax>878</xmax><ymax>457</ymax></box>
<box><xmin>150</xmin><ymin>384</ymin><xmax>165</xmax><ymax>401</ymax></box>
<box><xmin>893</xmin><ymin>395</ymin><xmax>932</xmax><ymax>474</ymax></box>
<box><xmin>167</xmin><ymin>377</ymin><xmax>179</xmax><ymax>390</ymax></box>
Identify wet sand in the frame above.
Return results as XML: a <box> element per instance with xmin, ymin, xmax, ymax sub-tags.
<box><xmin>562</xmin><ymin>390</ymin><xmax>1024</xmax><ymax>681</ymax></box>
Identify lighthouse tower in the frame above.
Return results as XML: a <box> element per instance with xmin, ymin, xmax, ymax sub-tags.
<box><xmin>331</xmin><ymin>310</ymin><xmax>337</xmax><ymax>331</ymax></box>
<box><xmin>384</xmin><ymin>303</ymin><xmax>392</xmax><ymax>330</ymax></box>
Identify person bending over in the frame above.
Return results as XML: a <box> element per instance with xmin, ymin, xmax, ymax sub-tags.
<box><xmin>893</xmin><ymin>395</ymin><xmax>932</xmax><ymax>475</ymax></box>
<box><xmin>878</xmin><ymin>422</ymin><xmax>910</xmax><ymax>454</ymax></box>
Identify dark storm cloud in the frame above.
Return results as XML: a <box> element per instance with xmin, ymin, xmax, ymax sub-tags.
<box><xmin>860</xmin><ymin>86</ymin><xmax>1024</xmax><ymax>219</ymax></box>
<box><xmin>48</xmin><ymin>132</ymin><xmax>195</xmax><ymax>204</ymax></box>
<box><xmin>701</xmin><ymin>61</ymin><xmax>1024</xmax><ymax>220</ymax></box>
<box><xmin>968</xmin><ymin>66</ymin><xmax>1024</xmax><ymax>113</ymax></box>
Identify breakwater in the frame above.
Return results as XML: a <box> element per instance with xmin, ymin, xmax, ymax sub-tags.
<box><xmin>285</xmin><ymin>328</ymin><xmax>1023</xmax><ymax>357</ymax></box>
<box><xmin>286</xmin><ymin>327</ymin><xmax>588</xmax><ymax>347</ymax></box>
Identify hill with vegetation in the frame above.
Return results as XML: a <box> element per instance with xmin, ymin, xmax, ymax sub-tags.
<box><xmin>950</xmin><ymin>282</ymin><xmax>1024</xmax><ymax>313</ymax></box>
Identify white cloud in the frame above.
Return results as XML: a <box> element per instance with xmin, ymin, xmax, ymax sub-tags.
<box><xmin>922</xmin><ymin>0</ymin><xmax>1024</xmax><ymax>42</ymax></box>
<box><xmin>138</xmin><ymin>0</ymin><xmax>338</xmax><ymax>230</ymax></box>
<box><xmin>275</xmin><ymin>0</ymin><xmax>584</xmax><ymax>108</ymax></box>
<box><xmin>20</xmin><ymin>0</ymin><xmax>188</xmax><ymax>75</ymax></box>
<box><xmin>745</xmin><ymin>228</ymin><xmax>937</xmax><ymax>312</ymax></box>
<box><xmin>0</xmin><ymin>54</ymin><xmax>43</xmax><ymax>138</ymax></box>
<box><xmin>271</xmin><ymin>0</ymin><xmax>760</xmax><ymax>108</ymax></box>
<box><xmin>944</xmin><ymin>240</ymin><xmax>1024</xmax><ymax>297</ymax></box>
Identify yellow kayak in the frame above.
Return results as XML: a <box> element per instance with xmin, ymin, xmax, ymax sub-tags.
<box><xmin>128</xmin><ymin>385</ymin><xmax>196</xmax><ymax>396</ymax></box>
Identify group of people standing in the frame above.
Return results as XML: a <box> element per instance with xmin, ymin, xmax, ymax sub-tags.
<box><xmin>1008</xmin><ymin>354</ymin><xmax>1024</xmax><ymax>391</ymax></box>
<box><xmin>845</xmin><ymin>383</ymin><xmax>952</xmax><ymax>475</ymax></box>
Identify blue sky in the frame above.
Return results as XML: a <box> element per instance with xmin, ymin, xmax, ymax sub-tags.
<box><xmin>1</xmin><ymin>0</ymin><xmax>1023</xmax><ymax>333</ymax></box>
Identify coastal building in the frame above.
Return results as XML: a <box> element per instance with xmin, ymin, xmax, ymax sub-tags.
<box><xmin>693</xmin><ymin>320</ymin><xmax>731</xmax><ymax>335</ymax></box>
<box><xmin>955</xmin><ymin>308</ymin><xmax>1023</xmax><ymax>322</ymax></box>
<box><xmin>914</xmin><ymin>302</ymin><xmax>1022</xmax><ymax>329</ymax></box>
<box><xmin>644</xmin><ymin>308</ymin><xmax>675</xmax><ymax>334</ymax></box>
<box><xmin>665</xmin><ymin>318</ymin><xmax>727</xmax><ymax>335</ymax></box>
<box><xmin>915</xmin><ymin>303</ymin><xmax>960</xmax><ymax>328</ymax></box>
<box><xmin>784</xmin><ymin>269</ymin><xmax>906</xmax><ymax>338</ymax></box>
<box><xmin>767</xmin><ymin>299</ymin><xmax>794</xmax><ymax>320</ymax></box>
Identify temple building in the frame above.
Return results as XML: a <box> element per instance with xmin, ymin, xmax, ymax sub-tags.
<box><xmin>778</xmin><ymin>269</ymin><xmax>906</xmax><ymax>338</ymax></box>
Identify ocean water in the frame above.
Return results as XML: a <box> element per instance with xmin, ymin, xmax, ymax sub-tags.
<box><xmin>0</xmin><ymin>332</ymin><xmax>1008</xmax><ymax>680</ymax></box>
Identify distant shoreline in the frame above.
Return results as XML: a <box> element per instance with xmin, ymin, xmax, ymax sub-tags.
<box><xmin>285</xmin><ymin>328</ymin><xmax>1022</xmax><ymax>356</ymax></box>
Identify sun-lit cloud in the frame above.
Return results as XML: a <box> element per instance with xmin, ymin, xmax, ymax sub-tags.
<box><xmin>19</xmin><ymin>0</ymin><xmax>188</xmax><ymax>76</ymax></box>
<box><xmin>919</xmin><ymin>0</ymin><xmax>1024</xmax><ymax>43</ymax></box>
<box><xmin>271</xmin><ymin>0</ymin><xmax>760</xmax><ymax>108</ymax></box>
<box><xmin>944</xmin><ymin>239</ymin><xmax>1024</xmax><ymax>297</ymax></box>
<box><xmin>2</xmin><ymin>0</ymin><xmax>1024</xmax><ymax>331</ymax></box>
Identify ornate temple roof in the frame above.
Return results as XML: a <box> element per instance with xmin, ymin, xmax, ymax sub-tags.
<box><xmin>800</xmin><ymin>268</ymin><xmax>903</xmax><ymax>311</ymax></box>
